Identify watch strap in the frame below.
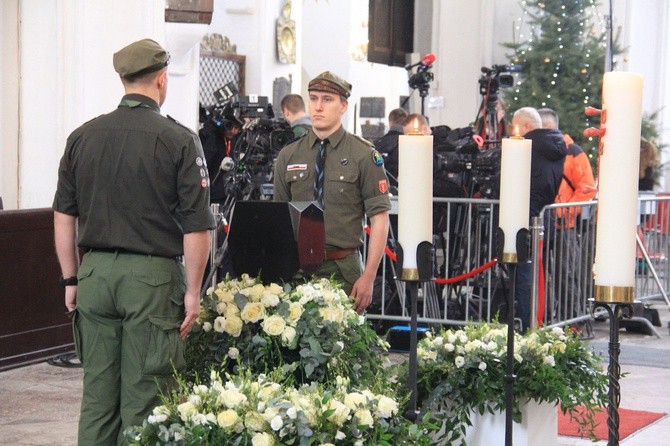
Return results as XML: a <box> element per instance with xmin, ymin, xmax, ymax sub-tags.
<box><xmin>59</xmin><ymin>276</ymin><xmax>78</xmax><ymax>287</ymax></box>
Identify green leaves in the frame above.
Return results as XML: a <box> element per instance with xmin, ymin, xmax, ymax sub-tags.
<box><xmin>412</xmin><ymin>324</ymin><xmax>608</xmax><ymax>445</ymax></box>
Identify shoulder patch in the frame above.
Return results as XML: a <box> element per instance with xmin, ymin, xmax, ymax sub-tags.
<box><xmin>371</xmin><ymin>150</ymin><xmax>384</xmax><ymax>166</ymax></box>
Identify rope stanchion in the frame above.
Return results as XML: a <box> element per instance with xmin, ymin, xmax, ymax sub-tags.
<box><xmin>434</xmin><ymin>259</ymin><xmax>497</xmax><ymax>284</ymax></box>
<box><xmin>364</xmin><ymin>226</ymin><xmax>496</xmax><ymax>285</ymax></box>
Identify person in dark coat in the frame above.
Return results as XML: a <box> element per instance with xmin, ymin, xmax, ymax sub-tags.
<box><xmin>510</xmin><ymin>106</ymin><xmax>567</xmax><ymax>331</ymax></box>
<box><xmin>374</xmin><ymin>107</ymin><xmax>408</xmax><ymax>188</ymax></box>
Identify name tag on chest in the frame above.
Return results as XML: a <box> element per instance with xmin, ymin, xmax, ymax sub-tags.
<box><xmin>287</xmin><ymin>164</ymin><xmax>308</xmax><ymax>171</ymax></box>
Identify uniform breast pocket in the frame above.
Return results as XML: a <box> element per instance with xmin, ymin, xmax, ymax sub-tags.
<box><xmin>285</xmin><ymin>169</ymin><xmax>313</xmax><ymax>200</ymax></box>
<box><xmin>327</xmin><ymin>169</ymin><xmax>360</xmax><ymax>204</ymax></box>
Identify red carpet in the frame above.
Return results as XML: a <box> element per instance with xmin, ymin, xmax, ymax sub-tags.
<box><xmin>558</xmin><ymin>406</ymin><xmax>667</xmax><ymax>440</ymax></box>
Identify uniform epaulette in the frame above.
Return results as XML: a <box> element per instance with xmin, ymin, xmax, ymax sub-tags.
<box><xmin>82</xmin><ymin>115</ymin><xmax>104</xmax><ymax>126</ymax></box>
<box><xmin>167</xmin><ymin>115</ymin><xmax>197</xmax><ymax>134</ymax></box>
<box><xmin>352</xmin><ymin>134</ymin><xmax>374</xmax><ymax>148</ymax></box>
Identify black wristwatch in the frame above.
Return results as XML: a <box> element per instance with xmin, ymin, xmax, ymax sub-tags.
<box><xmin>59</xmin><ymin>275</ymin><xmax>78</xmax><ymax>287</ymax></box>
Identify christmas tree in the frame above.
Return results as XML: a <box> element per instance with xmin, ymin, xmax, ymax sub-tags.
<box><xmin>503</xmin><ymin>0</ymin><xmax>614</xmax><ymax>164</ymax></box>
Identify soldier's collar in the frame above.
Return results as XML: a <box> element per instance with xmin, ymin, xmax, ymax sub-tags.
<box><xmin>118</xmin><ymin>94</ymin><xmax>160</xmax><ymax>112</ymax></box>
<box><xmin>309</xmin><ymin>125</ymin><xmax>345</xmax><ymax>149</ymax></box>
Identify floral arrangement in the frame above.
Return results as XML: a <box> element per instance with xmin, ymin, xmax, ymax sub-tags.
<box><xmin>125</xmin><ymin>370</ymin><xmax>435</xmax><ymax>446</ymax></box>
<box><xmin>185</xmin><ymin>275</ymin><xmax>389</xmax><ymax>388</ymax></box>
<box><xmin>410</xmin><ymin>323</ymin><xmax>608</xmax><ymax>445</ymax></box>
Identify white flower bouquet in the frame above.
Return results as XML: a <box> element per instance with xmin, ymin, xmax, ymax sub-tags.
<box><xmin>125</xmin><ymin>370</ymin><xmax>434</xmax><ymax>446</ymax></box>
<box><xmin>185</xmin><ymin>275</ymin><xmax>389</xmax><ymax>388</ymax></box>
<box><xmin>411</xmin><ymin>323</ymin><xmax>608</xmax><ymax>445</ymax></box>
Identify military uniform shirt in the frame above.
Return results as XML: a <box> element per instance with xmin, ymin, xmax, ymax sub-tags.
<box><xmin>273</xmin><ymin>125</ymin><xmax>391</xmax><ymax>249</ymax></box>
<box><xmin>53</xmin><ymin>93</ymin><xmax>216</xmax><ymax>257</ymax></box>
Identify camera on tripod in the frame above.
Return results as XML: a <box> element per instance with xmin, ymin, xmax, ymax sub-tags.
<box><xmin>479</xmin><ymin>64</ymin><xmax>520</xmax><ymax>94</ymax></box>
<box><xmin>433</xmin><ymin>125</ymin><xmax>501</xmax><ymax>199</ymax></box>
<box><xmin>202</xmin><ymin>84</ymin><xmax>297</xmax><ymax>202</ymax></box>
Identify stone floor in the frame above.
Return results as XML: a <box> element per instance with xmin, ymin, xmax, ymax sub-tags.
<box><xmin>1</xmin><ymin>303</ymin><xmax>669</xmax><ymax>445</ymax></box>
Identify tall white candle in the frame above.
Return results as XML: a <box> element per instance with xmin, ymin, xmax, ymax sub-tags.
<box><xmin>498</xmin><ymin>135</ymin><xmax>532</xmax><ymax>263</ymax></box>
<box><xmin>398</xmin><ymin>131</ymin><xmax>433</xmax><ymax>279</ymax></box>
<box><xmin>594</xmin><ymin>71</ymin><xmax>643</xmax><ymax>302</ymax></box>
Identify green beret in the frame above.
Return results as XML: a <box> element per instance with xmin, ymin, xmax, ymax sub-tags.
<box><xmin>308</xmin><ymin>71</ymin><xmax>352</xmax><ymax>99</ymax></box>
<box><xmin>113</xmin><ymin>38</ymin><xmax>170</xmax><ymax>78</ymax></box>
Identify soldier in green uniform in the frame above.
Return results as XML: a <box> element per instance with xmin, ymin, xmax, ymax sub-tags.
<box><xmin>53</xmin><ymin>38</ymin><xmax>215</xmax><ymax>445</ymax></box>
<box><xmin>273</xmin><ymin>71</ymin><xmax>390</xmax><ymax>313</ymax></box>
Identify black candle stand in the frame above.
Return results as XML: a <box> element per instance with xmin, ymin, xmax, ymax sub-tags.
<box><xmin>396</xmin><ymin>240</ymin><xmax>434</xmax><ymax>422</ymax></box>
<box><xmin>495</xmin><ymin>226</ymin><xmax>531</xmax><ymax>446</ymax></box>
<box><xmin>591</xmin><ymin>301</ymin><xmax>634</xmax><ymax>446</ymax></box>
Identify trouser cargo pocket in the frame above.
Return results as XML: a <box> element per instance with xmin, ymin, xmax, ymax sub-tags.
<box><xmin>143</xmin><ymin>316</ymin><xmax>185</xmax><ymax>375</ymax></box>
<box><xmin>66</xmin><ymin>309</ymin><xmax>83</xmax><ymax>363</ymax></box>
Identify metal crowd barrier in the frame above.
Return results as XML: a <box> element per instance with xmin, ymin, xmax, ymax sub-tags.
<box><xmin>367</xmin><ymin>196</ymin><xmax>501</xmax><ymax>328</ymax></box>
<box><xmin>367</xmin><ymin>193</ymin><xmax>670</xmax><ymax>332</ymax></box>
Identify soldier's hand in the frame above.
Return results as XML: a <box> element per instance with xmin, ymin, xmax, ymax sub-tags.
<box><xmin>180</xmin><ymin>290</ymin><xmax>201</xmax><ymax>339</ymax></box>
<box><xmin>351</xmin><ymin>273</ymin><xmax>374</xmax><ymax>313</ymax></box>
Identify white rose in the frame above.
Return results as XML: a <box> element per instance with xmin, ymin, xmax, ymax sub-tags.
<box><xmin>213</xmin><ymin>316</ymin><xmax>226</xmax><ymax>333</ymax></box>
<box><xmin>354</xmin><ymin>408</ymin><xmax>374</xmax><ymax>427</ymax></box>
<box><xmin>287</xmin><ymin>406</ymin><xmax>298</xmax><ymax>419</ymax></box>
<box><xmin>554</xmin><ymin>341</ymin><xmax>566</xmax><ymax>354</ymax></box>
<box><xmin>218</xmin><ymin>388</ymin><xmax>248</xmax><ymax>409</ymax></box>
<box><xmin>202</xmin><ymin>321</ymin><xmax>212</xmax><ymax>332</ymax></box>
<box><xmin>261</xmin><ymin>292</ymin><xmax>280</xmax><ymax>307</ymax></box>
<box><xmin>215</xmin><ymin>288</ymin><xmax>234</xmax><ymax>302</ymax></box>
<box><xmin>191</xmin><ymin>413</ymin><xmax>208</xmax><ymax>425</ymax></box>
<box><xmin>286</xmin><ymin>302</ymin><xmax>304</xmax><ymax>324</ymax></box>
<box><xmin>224</xmin><ymin>316</ymin><xmax>244</xmax><ymax>337</ymax></box>
<box><xmin>454</xmin><ymin>356</ymin><xmax>465</xmax><ymax>368</ymax></box>
<box><xmin>478</xmin><ymin>361</ymin><xmax>487</xmax><ymax>371</ymax></box>
<box><xmin>281</xmin><ymin>326</ymin><xmax>297</xmax><ymax>347</ymax></box>
<box><xmin>257</xmin><ymin>383</ymin><xmax>281</xmax><ymax>402</ymax></box>
<box><xmin>326</xmin><ymin>399</ymin><xmax>351</xmax><ymax>426</ymax></box>
<box><xmin>228</xmin><ymin>347</ymin><xmax>239</xmax><ymax>359</ymax></box>
<box><xmin>543</xmin><ymin>355</ymin><xmax>556</xmax><ymax>367</ymax></box>
<box><xmin>224</xmin><ymin>303</ymin><xmax>240</xmax><ymax>317</ymax></box>
<box><xmin>177</xmin><ymin>401</ymin><xmax>197</xmax><ymax>421</ymax></box>
<box><xmin>266</xmin><ymin>283</ymin><xmax>284</xmax><ymax>295</ymax></box>
<box><xmin>336</xmin><ymin>431</ymin><xmax>346</xmax><ymax>440</ymax></box>
<box><xmin>241</xmin><ymin>302</ymin><xmax>266</xmax><ymax>323</ymax></box>
<box><xmin>244</xmin><ymin>411</ymin><xmax>266</xmax><ymax>432</ymax></box>
<box><xmin>244</xmin><ymin>284</ymin><xmax>266</xmax><ymax>302</ymax></box>
<box><xmin>376</xmin><ymin>396</ymin><xmax>398</xmax><ymax>418</ymax></box>
<box><xmin>262</xmin><ymin>315</ymin><xmax>286</xmax><ymax>336</ymax></box>
<box><xmin>344</xmin><ymin>392</ymin><xmax>368</xmax><ymax>410</ymax></box>
<box><xmin>270</xmin><ymin>415</ymin><xmax>284</xmax><ymax>431</ymax></box>
<box><xmin>251</xmin><ymin>432</ymin><xmax>275</xmax><ymax>446</ymax></box>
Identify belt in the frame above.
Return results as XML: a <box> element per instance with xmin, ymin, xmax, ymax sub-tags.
<box><xmin>324</xmin><ymin>247</ymin><xmax>358</xmax><ymax>261</ymax></box>
<box><xmin>88</xmin><ymin>248</ymin><xmax>182</xmax><ymax>262</ymax></box>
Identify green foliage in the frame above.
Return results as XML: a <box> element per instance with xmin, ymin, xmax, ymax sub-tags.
<box><xmin>503</xmin><ymin>0</ymin><xmax>619</xmax><ymax>167</ymax></box>
<box><xmin>125</xmin><ymin>370</ymin><xmax>436</xmax><ymax>445</ymax></box>
<box><xmin>184</xmin><ymin>275</ymin><xmax>390</xmax><ymax>391</ymax></box>
<box><xmin>402</xmin><ymin>324</ymin><xmax>609</xmax><ymax>445</ymax></box>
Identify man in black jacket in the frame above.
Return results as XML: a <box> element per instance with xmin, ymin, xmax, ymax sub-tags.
<box><xmin>511</xmin><ymin>106</ymin><xmax>566</xmax><ymax>331</ymax></box>
<box><xmin>374</xmin><ymin>107</ymin><xmax>408</xmax><ymax>188</ymax></box>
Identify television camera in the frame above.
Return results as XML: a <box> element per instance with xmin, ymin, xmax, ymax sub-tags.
<box><xmin>433</xmin><ymin>125</ymin><xmax>501</xmax><ymax>199</ymax></box>
<box><xmin>201</xmin><ymin>87</ymin><xmax>296</xmax><ymax>208</ymax></box>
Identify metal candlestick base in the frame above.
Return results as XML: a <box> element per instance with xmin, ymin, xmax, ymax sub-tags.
<box><xmin>592</xmin><ymin>302</ymin><xmax>634</xmax><ymax>446</ymax></box>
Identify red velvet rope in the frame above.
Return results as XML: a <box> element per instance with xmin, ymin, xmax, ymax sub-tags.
<box><xmin>364</xmin><ymin>225</ymin><xmax>497</xmax><ymax>285</ymax></box>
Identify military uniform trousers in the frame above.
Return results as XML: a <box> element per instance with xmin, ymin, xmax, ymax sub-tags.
<box><xmin>315</xmin><ymin>250</ymin><xmax>363</xmax><ymax>295</ymax></box>
<box><xmin>69</xmin><ymin>250</ymin><xmax>186</xmax><ymax>445</ymax></box>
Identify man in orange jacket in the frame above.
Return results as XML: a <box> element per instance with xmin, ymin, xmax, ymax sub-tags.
<box><xmin>539</xmin><ymin>108</ymin><xmax>596</xmax><ymax>322</ymax></box>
